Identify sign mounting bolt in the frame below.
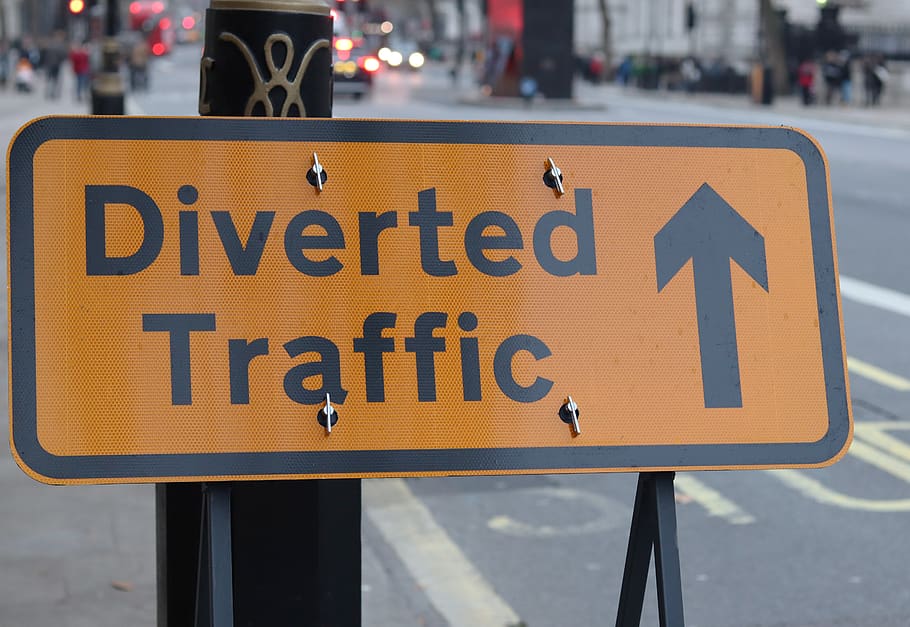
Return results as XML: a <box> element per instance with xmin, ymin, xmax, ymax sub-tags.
<box><xmin>308</xmin><ymin>152</ymin><xmax>327</xmax><ymax>191</ymax></box>
<box><xmin>544</xmin><ymin>157</ymin><xmax>565</xmax><ymax>196</ymax></box>
<box><xmin>559</xmin><ymin>396</ymin><xmax>581</xmax><ymax>436</ymax></box>
<box><xmin>318</xmin><ymin>392</ymin><xmax>338</xmax><ymax>434</ymax></box>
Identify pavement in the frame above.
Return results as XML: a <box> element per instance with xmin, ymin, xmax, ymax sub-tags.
<box><xmin>425</xmin><ymin>66</ymin><xmax>910</xmax><ymax>131</ymax></box>
<box><xmin>2</xmin><ymin>66</ymin><xmax>910</xmax><ymax>627</ymax></box>
<box><xmin>583</xmin><ymin>83</ymin><xmax>910</xmax><ymax>131</ymax></box>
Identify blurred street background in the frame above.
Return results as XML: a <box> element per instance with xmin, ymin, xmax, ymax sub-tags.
<box><xmin>3</xmin><ymin>1</ymin><xmax>910</xmax><ymax>626</ymax></box>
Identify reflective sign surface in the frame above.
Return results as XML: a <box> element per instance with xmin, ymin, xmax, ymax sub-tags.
<box><xmin>8</xmin><ymin>117</ymin><xmax>852</xmax><ymax>483</ymax></box>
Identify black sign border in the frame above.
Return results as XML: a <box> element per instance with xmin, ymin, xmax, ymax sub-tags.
<box><xmin>8</xmin><ymin>117</ymin><xmax>851</xmax><ymax>481</ymax></box>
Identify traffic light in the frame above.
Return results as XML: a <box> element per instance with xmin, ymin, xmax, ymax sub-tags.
<box><xmin>685</xmin><ymin>2</ymin><xmax>697</xmax><ymax>31</ymax></box>
<box><xmin>69</xmin><ymin>0</ymin><xmax>85</xmax><ymax>14</ymax></box>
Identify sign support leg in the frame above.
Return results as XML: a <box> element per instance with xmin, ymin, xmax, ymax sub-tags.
<box><xmin>615</xmin><ymin>472</ymin><xmax>685</xmax><ymax>627</ymax></box>
<box><xmin>230</xmin><ymin>480</ymin><xmax>362</xmax><ymax>625</ymax></box>
<box><xmin>194</xmin><ymin>484</ymin><xmax>234</xmax><ymax>627</ymax></box>
<box><xmin>158</xmin><ymin>480</ymin><xmax>362</xmax><ymax>626</ymax></box>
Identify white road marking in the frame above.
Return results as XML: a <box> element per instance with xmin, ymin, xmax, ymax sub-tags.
<box><xmin>840</xmin><ymin>275</ymin><xmax>910</xmax><ymax>318</ymax></box>
<box><xmin>364</xmin><ymin>479</ymin><xmax>522</xmax><ymax>627</ymax></box>
<box><xmin>834</xmin><ymin>276</ymin><xmax>910</xmax><ymax>389</ymax></box>
<box><xmin>674</xmin><ymin>474</ymin><xmax>756</xmax><ymax>525</ymax></box>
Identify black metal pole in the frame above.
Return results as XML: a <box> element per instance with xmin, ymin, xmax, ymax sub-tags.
<box><xmin>194</xmin><ymin>485</ymin><xmax>234</xmax><ymax>627</ymax></box>
<box><xmin>615</xmin><ymin>472</ymin><xmax>685</xmax><ymax>627</ymax></box>
<box><xmin>615</xmin><ymin>473</ymin><xmax>657</xmax><ymax>626</ymax></box>
<box><xmin>91</xmin><ymin>0</ymin><xmax>125</xmax><ymax>114</ymax></box>
<box><xmin>157</xmin><ymin>2</ymin><xmax>362</xmax><ymax>625</ymax></box>
<box><xmin>652</xmin><ymin>473</ymin><xmax>685</xmax><ymax>626</ymax></box>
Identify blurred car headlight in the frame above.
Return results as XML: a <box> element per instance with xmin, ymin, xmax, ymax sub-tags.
<box><xmin>362</xmin><ymin>56</ymin><xmax>381</xmax><ymax>73</ymax></box>
<box><xmin>388</xmin><ymin>51</ymin><xmax>403</xmax><ymax>67</ymax></box>
<box><xmin>408</xmin><ymin>52</ymin><xmax>425</xmax><ymax>69</ymax></box>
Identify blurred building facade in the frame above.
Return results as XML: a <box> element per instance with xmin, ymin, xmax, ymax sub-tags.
<box><xmin>6</xmin><ymin>0</ymin><xmax>909</xmax><ymax>61</ymax></box>
<box><xmin>576</xmin><ymin>0</ymin><xmax>910</xmax><ymax>63</ymax></box>
<box><xmin>2</xmin><ymin>0</ymin><xmax>87</xmax><ymax>41</ymax></box>
<box><xmin>378</xmin><ymin>0</ymin><xmax>484</xmax><ymax>43</ymax></box>
<box><xmin>361</xmin><ymin>0</ymin><xmax>910</xmax><ymax>65</ymax></box>
<box><xmin>2</xmin><ymin>0</ymin><xmax>40</xmax><ymax>41</ymax></box>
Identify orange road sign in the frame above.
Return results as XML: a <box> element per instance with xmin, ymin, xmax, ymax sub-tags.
<box><xmin>7</xmin><ymin>117</ymin><xmax>852</xmax><ymax>484</ymax></box>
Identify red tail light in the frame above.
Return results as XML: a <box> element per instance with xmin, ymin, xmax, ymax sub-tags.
<box><xmin>359</xmin><ymin>56</ymin><xmax>380</xmax><ymax>73</ymax></box>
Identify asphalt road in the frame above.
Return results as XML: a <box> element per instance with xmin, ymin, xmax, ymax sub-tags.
<box><xmin>7</xmin><ymin>44</ymin><xmax>910</xmax><ymax>626</ymax></box>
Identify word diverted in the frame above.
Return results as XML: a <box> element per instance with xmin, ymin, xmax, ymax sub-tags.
<box><xmin>88</xmin><ymin>185</ymin><xmax>597</xmax><ymax>278</ymax></box>
<box><xmin>9</xmin><ymin>118</ymin><xmax>851</xmax><ymax>483</ymax></box>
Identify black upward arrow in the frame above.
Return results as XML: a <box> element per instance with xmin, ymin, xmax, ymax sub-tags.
<box><xmin>654</xmin><ymin>183</ymin><xmax>769</xmax><ymax>408</ymax></box>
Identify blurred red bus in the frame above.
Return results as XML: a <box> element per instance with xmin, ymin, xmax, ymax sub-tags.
<box><xmin>128</xmin><ymin>1</ymin><xmax>175</xmax><ymax>56</ymax></box>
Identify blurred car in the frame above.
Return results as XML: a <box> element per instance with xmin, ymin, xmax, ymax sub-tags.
<box><xmin>128</xmin><ymin>1</ymin><xmax>175</xmax><ymax>56</ymax></box>
<box><xmin>128</xmin><ymin>0</ymin><xmax>165</xmax><ymax>30</ymax></box>
<box><xmin>174</xmin><ymin>7</ymin><xmax>202</xmax><ymax>44</ymax></box>
<box><xmin>145</xmin><ymin>14</ymin><xmax>176</xmax><ymax>56</ymax></box>
<box><xmin>379</xmin><ymin>40</ymin><xmax>424</xmax><ymax>71</ymax></box>
<box><xmin>333</xmin><ymin>37</ymin><xmax>380</xmax><ymax>100</ymax></box>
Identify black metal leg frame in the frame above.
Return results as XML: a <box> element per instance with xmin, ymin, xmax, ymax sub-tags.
<box><xmin>194</xmin><ymin>484</ymin><xmax>234</xmax><ymax>627</ymax></box>
<box><xmin>616</xmin><ymin>472</ymin><xmax>685</xmax><ymax>627</ymax></box>
<box><xmin>187</xmin><ymin>473</ymin><xmax>683</xmax><ymax>626</ymax></box>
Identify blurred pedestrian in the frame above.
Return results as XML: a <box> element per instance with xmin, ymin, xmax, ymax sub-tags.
<box><xmin>839</xmin><ymin>51</ymin><xmax>852</xmax><ymax>106</ymax></box>
<box><xmin>797</xmin><ymin>58</ymin><xmax>815</xmax><ymax>106</ymax></box>
<box><xmin>14</xmin><ymin>56</ymin><xmax>34</xmax><ymax>92</ymax></box>
<box><xmin>821</xmin><ymin>51</ymin><xmax>841</xmax><ymax>105</ymax></box>
<box><xmin>864</xmin><ymin>55</ymin><xmax>887</xmax><ymax>106</ymax></box>
<box><xmin>588</xmin><ymin>51</ymin><xmax>605</xmax><ymax>84</ymax></box>
<box><xmin>128</xmin><ymin>37</ymin><xmax>149</xmax><ymax>91</ymax></box>
<box><xmin>43</xmin><ymin>31</ymin><xmax>68</xmax><ymax>99</ymax></box>
<box><xmin>69</xmin><ymin>41</ymin><xmax>91</xmax><ymax>102</ymax></box>
<box><xmin>0</xmin><ymin>41</ymin><xmax>8</xmax><ymax>89</ymax></box>
<box><xmin>680</xmin><ymin>57</ymin><xmax>701</xmax><ymax>93</ymax></box>
<box><xmin>616</xmin><ymin>56</ymin><xmax>632</xmax><ymax>86</ymax></box>
<box><xmin>16</xmin><ymin>35</ymin><xmax>40</xmax><ymax>69</ymax></box>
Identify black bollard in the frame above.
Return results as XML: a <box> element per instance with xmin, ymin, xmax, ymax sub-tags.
<box><xmin>156</xmin><ymin>2</ymin><xmax>362</xmax><ymax>625</ymax></box>
<box><xmin>90</xmin><ymin>0</ymin><xmax>124</xmax><ymax>114</ymax></box>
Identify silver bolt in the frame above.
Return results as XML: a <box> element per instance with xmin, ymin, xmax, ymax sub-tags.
<box><xmin>311</xmin><ymin>152</ymin><xmax>325</xmax><ymax>192</ymax></box>
<box><xmin>546</xmin><ymin>157</ymin><xmax>565</xmax><ymax>195</ymax></box>
<box><xmin>323</xmin><ymin>392</ymin><xmax>335</xmax><ymax>434</ymax></box>
<box><xmin>565</xmin><ymin>396</ymin><xmax>580</xmax><ymax>435</ymax></box>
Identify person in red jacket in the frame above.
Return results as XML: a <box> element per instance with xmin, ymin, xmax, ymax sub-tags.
<box><xmin>69</xmin><ymin>41</ymin><xmax>90</xmax><ymax>102</ymax></box>
<box><xmin>797</xmin><ymin>58</ymin><xmax>815</xmax><ymax>106</ymax></box>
